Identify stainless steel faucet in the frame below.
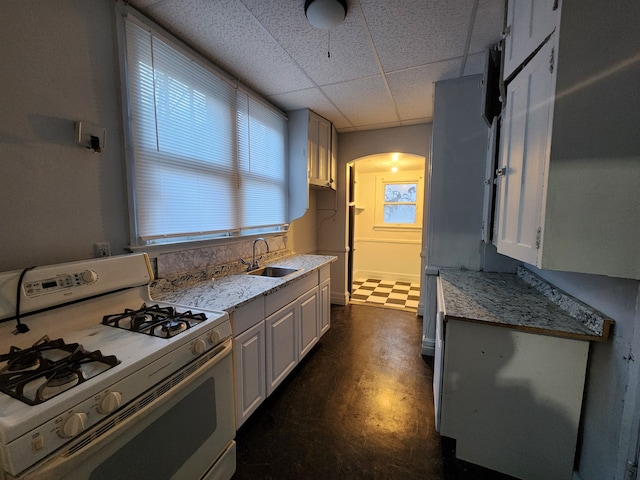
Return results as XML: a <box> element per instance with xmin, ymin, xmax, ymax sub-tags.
<box><xmin>241</xmin><ymin>238</ymin><xmax>269</xmax><ymax>272</ymax></box>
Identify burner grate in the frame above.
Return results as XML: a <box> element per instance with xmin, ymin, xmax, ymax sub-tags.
<box><xmin>102</xmin><ymin>303</ymin><xmax>207</xmax><ymax>338</ymax></box>
<box><xmin>0</xmin><ymin>336</ymin><xmax>119</xmax><ymax>405</ymax></box>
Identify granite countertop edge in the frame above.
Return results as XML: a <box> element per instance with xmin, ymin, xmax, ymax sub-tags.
<box><xmin>150</xmin><ymin>254</ymin><xmax>337</xmax><ymax>313</ymax></box>
<box><xmin>438</xmin><ymin>267</ymin><xmax>613</xmax><ymax>342</ymax></box>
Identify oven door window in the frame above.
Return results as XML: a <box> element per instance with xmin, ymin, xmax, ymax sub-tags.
<box><xmin>90</xmin><ymin>378</ymin><xmax>217</xmax><ymax>480</ymax></box>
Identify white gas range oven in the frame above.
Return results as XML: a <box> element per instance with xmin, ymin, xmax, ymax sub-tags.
<box><xmin>0</xmin><ymin>253</ymin><xmax>235</xmax><ymax>480</ymax></box>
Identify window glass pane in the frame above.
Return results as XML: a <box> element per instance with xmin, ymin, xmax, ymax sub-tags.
<box><xmin>384</xmin><ymin>205</ymin><xmax>416</xmax><ymax>224</ymax></box>
<box><xmin>384</xmin><ymin>183</ymin><xmax>417</xmax><ymax>202</ymax></box>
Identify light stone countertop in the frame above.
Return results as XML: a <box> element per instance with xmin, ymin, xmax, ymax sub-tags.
<box><xmin>438</xmin><ymin>268</ymin><xmax>613</xmax><ymax>342</ymax></box>
<box><xmin>151</xmin><ymin>254</ymin><xmax>336</xmax><ymax>313</ymax></box>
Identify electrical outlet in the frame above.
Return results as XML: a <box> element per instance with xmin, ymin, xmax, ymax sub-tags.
<box><xmin>94</xmin><ymin>242</ymin><xmax>111</xmax><ymax>258</ymax></box>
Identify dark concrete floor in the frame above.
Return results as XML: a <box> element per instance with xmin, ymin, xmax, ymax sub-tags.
<box><xmin>232</xmin><ymin>304</ymin><xmax>515</xmax><ymax>480</ymax></box>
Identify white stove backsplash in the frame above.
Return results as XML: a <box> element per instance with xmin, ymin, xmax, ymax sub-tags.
<box><xmin>154</xmin><ymin>234</ymin><xmax>289</xmax><ymax>281</ymax></box>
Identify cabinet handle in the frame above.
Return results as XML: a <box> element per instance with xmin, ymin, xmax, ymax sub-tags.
<box><xmin>496</xmin><ymin>167</ymin><xmax>507</xmax><ymax>177</ymax></box>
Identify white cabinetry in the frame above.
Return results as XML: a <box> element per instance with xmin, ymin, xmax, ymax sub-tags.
<box><xmin>495</xmin><ymin>0</ymin><xmax>640</xmax><ymax>280</ymax></box>
<box><xmin>233</xmin><ymin>320</ymin><xmax>266</xmax><ymax>427</ymax></box>
<box><xmin>440</xmin><ymin>319</ymin><xmax>588</xmax><ymax>480</ymax></box>
<box><xmin>232</xmin><ymin>267</ymin><xmax>332</xmax><ymax>426</ymax></box>
<box><xmin>502</xmin><ymin>0</ymin><xmax>559</xmax><ymax>80</ymax></box>
<box><xmin>495</xmin><ymin>39</ymin><xmax>553</xmax><ymax>265</ymax></box>
<box><xmin>298</xmin><ymin>287</ymin><xmax>319</xmax><ymax>359</ymax></box>
<box><xmin>265</xmin><ymin>301</ymin><xmax>298</xmax><ymax>395</ymax></box>
<box><xmin>319</xmin><ymin>278</ymin><xmax>331</xmax><ymax>337</ymax></box>
<box><xmin>308</xmin><ymin>112</ymin><xmax>333</xmax><ymax>189</ymax></box>
<box><xmin>288</xmin><ymin>109</ymin><xmax>336</xmax><ymax>221</ymax></box>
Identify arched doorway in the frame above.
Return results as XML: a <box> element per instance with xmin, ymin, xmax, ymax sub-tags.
<box><xmin>347</xmin><ymin>153</ymin><xmax>425</xmax><ymax>311</ymax></box>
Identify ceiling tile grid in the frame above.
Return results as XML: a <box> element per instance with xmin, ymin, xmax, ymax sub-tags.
<box><xmin>241</xmin><ymin>0</ymin><xmax>381</xmax><ymax>86</ymax></box>
<box><xmin>387</xmin><ymin>58</ymin><xmax>463</xmax><ymax>123</ymax></box>
<box><xmin>468</xmin><ymin>0</ymin><xmax>505</xmax><ymax>54</ymax></box>
<box><xmin>132</xmin><ymin>0</ymin><xmax>315</xmax><ymax>95</ymax></box>
<box><xmin>321</xmin><ymin>75</ymin><xmax>399</xmax><ymax>129</ymax></box>
<box><xmin>360</xmin><ymin>0</ymin><xmax>476</xmax><ymax>72</ymax></box>
<box><xmin>128</xmin><ymin>0</ymin><xmax>505</xmax><ymax>132</ymax></box>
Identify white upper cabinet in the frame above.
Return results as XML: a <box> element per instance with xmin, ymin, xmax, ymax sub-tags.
<box><xmin>495</xmin><ymin>0</ymin><xmax>640</xmax><ymax>280</ymax></box>
<box><xmin>288</xmin><ymin>109</ymin><xmax>336</xmax><ymax>222</ymax></box>
<box><xmin>496</xmin><ymin>39</ymin><xmax>554</xmax><ymax>265</ymax></box>
<box><xmin>308</xmin><ymin>112</ymin><xmax>333</xmax><ymax>189</ymax></box>
<box><xmin>502</xmin><ymin>0</ymin><xmax>560</xmax><ymax>80</ymax></box>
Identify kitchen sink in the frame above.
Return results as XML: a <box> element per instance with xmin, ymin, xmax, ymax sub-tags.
<box><xmin>247</xmin><ymin>266</ymin><xmax>300</xmax><ymax>278</ymax></box>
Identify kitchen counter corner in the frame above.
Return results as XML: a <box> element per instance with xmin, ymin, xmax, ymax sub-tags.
<box><xmin>438</xmin><ymin>268</ymin><xmax>613</xmax><ymax>342</ymax></box>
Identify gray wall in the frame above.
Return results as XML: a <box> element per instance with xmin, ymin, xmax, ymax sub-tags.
<box><xmin>0</xmin><ymin>0</ymin><xmax>129</xmax><ymax>271</ymax></box>
<box><xmin>530</xmin><ymin>267</ymin><xmax>640</xmax><ymax>480</ymax></box>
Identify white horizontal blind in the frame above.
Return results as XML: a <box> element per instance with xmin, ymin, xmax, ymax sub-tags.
<box><xmin>123</xmin><ymin>16</ymin><xmax>286</xmax><ymax>244</ymax></box>
<box><xmin>237</xmin><ymin>92</ymin><xmax>287</xmax><ymax>230</ymax></box>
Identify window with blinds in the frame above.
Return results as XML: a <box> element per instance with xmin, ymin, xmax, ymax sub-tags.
<box><xmin>122</xmin><ymin>15</ymin><xmax>287</xmax><ymax>246</ymax></box>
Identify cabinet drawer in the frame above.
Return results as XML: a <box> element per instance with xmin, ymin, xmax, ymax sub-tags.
<box><xmin>318</xmin><ymin>265</ymin><xmax>330</xmax><ymax>284</ymax></box>
<box><xmin>265</xmin><ymin>273</ymin><xmax>317</xmax><ymax>316</ymax></box>
<box><xmin>230</xmin><ymin>296</ymin><xmax>265</xmax><ymax>335</ymax></box>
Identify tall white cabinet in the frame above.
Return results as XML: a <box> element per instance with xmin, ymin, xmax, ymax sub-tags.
<box><xmin>495</xmin><ymin>0</ymin><xmax>640</xmax><ymax>280</ymax></box>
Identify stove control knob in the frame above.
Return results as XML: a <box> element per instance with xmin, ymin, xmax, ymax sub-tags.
<box><xmin>98</xmin><ymin>391</ymin><xmax>122</xmax><ymax>415</ymax></box>
<box><xmin>192</xmin><ymin>339</ymin><xmax>206</xmax><ymax>356</ymax></box>
<box><xmin>81</xmin><ymin>270</ymin><xmax>98</xmax><ymax>284</ymax></box>
<box><xmin>59</xmin><ymin>412</ymin><xmax>88</xmax><ymax>438</ymax></box>
<box><xmin>208</xmin><ymin>331</ymin><xmax>221</xmax><ymax>345</ymax></box>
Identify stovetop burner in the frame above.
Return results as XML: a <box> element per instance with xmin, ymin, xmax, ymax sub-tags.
<box><xmin>102</xmin><ymin>303</ymin><xmax>207</xmax><ymax>338</ymax></box>
<box><xmin>0</xmin><ymin>336</ymin><xmax>119</xmax><ymax>405</ymax></box>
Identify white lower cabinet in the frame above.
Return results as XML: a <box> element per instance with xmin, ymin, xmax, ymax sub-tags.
<box><xmin>440</xmin><ymin>320</ymin><xmax>588</xmax><ymax>480</ymax></box>
<box><xmin>319</xmin><ymin>278</ymin><xmax>330</xmax><ymax>336</ymax></box>
<box><xmin>298</xmin><ymin>287</ymin><xmax>319</xmax><ymax>358</ymax></box>
<box><xmin>232</xmin><ymin>269</ymin><xmax>331</xmax><ymax>427</ymax></box>
<box><xmin>265</xmin><ymin>301</ymin><xmax>298</xmax><ymax>395</ymax></box>
<box><xmin>233</xmin><ymin>320</ymin><xmax>266</xmax><ymax>428</ymax></box>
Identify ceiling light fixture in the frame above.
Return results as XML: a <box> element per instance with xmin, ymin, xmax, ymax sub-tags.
<box><xmin>304</xmin><ymin>0</ymin><xmax>348</xmax><ymax>30</ymax></box>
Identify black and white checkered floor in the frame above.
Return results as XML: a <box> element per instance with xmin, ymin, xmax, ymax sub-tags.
<box><xmin>350</xmin><ymin>278</ymin><xmax>420</xmax><ymax>312</ymax></box>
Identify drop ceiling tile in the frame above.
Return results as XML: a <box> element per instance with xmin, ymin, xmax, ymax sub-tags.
<box><xmin>387</xmin><ymin>59</ymin><xmax>462</xmax><ymax>122</ymax></box>
<box><xmin>361</xmin><ymin>0</ymin><xmax>475</xmax><ymax>72</ymax></box>
<box><xmin>266</xmin><ymin>87</ymin><xmax>351</xmax><ymax>130</ymax></box>
<box><xmin>240</xmin><ymin>0</ymin><xmax>380</xmax><ymax>86</ymax></box>
<box><xmin>129</xmin><ymin>0</ymin><xmax>314</xmax><ymax>96</ymax></box>
<box><xmin>321</xmin><ymin>76</ymin><xmax>399</xmax><ymax>129</ymax></box>
<box><xmin>468</xmin><ymin>0</ymin><xmax>505</xmax><ymax>54</ymax></box>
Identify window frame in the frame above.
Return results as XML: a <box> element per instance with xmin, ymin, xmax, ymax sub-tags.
<box><xmin>374</xmin><ymin>174</ymin><xmax>424</xmax><ymax>231</ymax></box>
<box><xmin>116</xmin><ymin>3</ymin><xmax>288</xmax><ymax>251</ymax></box>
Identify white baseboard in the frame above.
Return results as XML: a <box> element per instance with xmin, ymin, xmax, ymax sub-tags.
<box><xmin>331</xmin><ymin>291</ymin><xmax>349</xmax><ymax>306</ymax></box>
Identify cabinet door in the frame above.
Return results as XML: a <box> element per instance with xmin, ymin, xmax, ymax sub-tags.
<box><xmin>298</xmin><ymin>287</ymin><xmax>319</xmax><ymax>358</ymax></box>
<box><xmin>316</xmin><ymin>117</ymin><xmax>331</xmax><ymax>185</ymax></box>
<box><xmin>233</xmin><ymin>320</ymin><xmax>266</xmax><ymax>428</ymax></box>
<box><xmin>265</xmin><ymin>302</ymin><xmax>298</xmax><ymax>395</ymax></box>
<box><xmin>319</xmin><ymin>278</ymin><xmax>331</xmax><ymax>337</ymax></box>
<box><xmin>308</xmin><ymin>112</ymin><xmax>320</xmax><ymax>183</ymax></box>
<box><xmin>309</xmin><ymin>111</ymin><xmax>333</xmax><ymax>188</ymax></box>
<box><xmin>495</xmin><ymin>39</ymin><xmax>554</xmax><ymax>265</ymax></box>
<box><xmin>503</xmin><ymin>0</ymin><xmax>559</xmax><ymax>80</ymax></box>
